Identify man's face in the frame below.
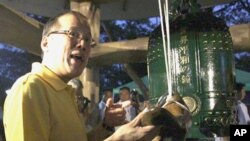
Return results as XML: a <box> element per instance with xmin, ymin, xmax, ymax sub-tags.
<box><xmin>241</xmin><ymin>88</ymin><xmax>246</xmax><ymax>100</ymax></box>
<box><xmin>104</xmin><ymin>91</ymin><xmax>113</xmax><ymax>101</ymax></box>
<box><xmin>42</xmin><ymin>13</ymin><xmax>91</xmax><ymax>82</ymax></box>
<box><xmin>119</xmin><ymin>89</ymin><xmax>130</xmax><ymax>101</ymax></box>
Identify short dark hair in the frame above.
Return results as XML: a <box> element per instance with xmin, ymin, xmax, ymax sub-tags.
<box><xmin>103</xmin><ymin>88</ymin><xmax>113</xmax><ymax>94</ymax></box>
<box><xmin>42</xmin><ymin>10</ymin><xmax>89</xmax><ymax>36</ymax></box>
<box><xmin>41</xmin><ymin>11</ymin><xmax>90</xmax><ymax>58</ymax></box>
<box><xmin>236</xmin><ymin>83</ymin><xmax>245</xmax><ymax>91</ymax></box>
<box><xmin>119</xmin><ymin>86</ymin><xmax>130</xmax><ymax>92</ymax></box>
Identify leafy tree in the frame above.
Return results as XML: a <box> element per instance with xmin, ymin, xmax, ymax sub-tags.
<box><xmin>213</xmin><ymin>0</ymin><xmax>250</xmax><ymax>26</ymax></box>
<box><xmin>100</xmin><ymin>63</ymin><xmax>147</xmax><ymax>91</ymax></box>
<box><xmin>0</xmin><ymin>44</ymin><xmax>41</xmax><ymax>106</ymax></box>
<box><xmin>99</xmin><ymin>19</ymin><xmax>157</xmax><ymax>93</ymax></box>
<box><xmin>101</xmin><ymin>19</ymin><xmax>158</xmax><ymax>42</ymax></box>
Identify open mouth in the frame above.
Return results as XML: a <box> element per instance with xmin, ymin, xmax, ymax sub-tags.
<box><xmin>70</xmin><ymin>54</ymin><xmax>84</xmax><ymax>62</ymax></box>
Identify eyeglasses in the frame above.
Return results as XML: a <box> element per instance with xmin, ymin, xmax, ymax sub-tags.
<box><xmin>47</xmin><ymin>30</ymin><xmax>96</xmax><ymax>47</ymax></box>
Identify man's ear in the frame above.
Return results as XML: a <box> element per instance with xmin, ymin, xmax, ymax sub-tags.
<box><xmin>41</xmin><ymin>36</ymin><xmax>48</xmax><ymax>52</ymax></box>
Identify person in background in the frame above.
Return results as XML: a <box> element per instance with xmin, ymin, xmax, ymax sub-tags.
<box><xmin>68</xmin><ymin>78</ymin><xmax>100</xmax><ymax>132</ymax></box>
<box><xmin>3</xmin><ymin>11</ymin><xmax>158</xmax><ymax>141</ymax></box>
<box><xmin>130</xmin><ymin>89</ymin><xmax>145</xmax><ymax>115</ymax></box>
<box><xmin>236</xmin><ymin>82</ymin><xmax>250</xmax><ymax>125</ymax></box>
<box><xmin>68</xmin><ymin>78</ymin><xmax>90</xmax><ymax>114</ymax></box>
<box><xmin>117</xmin><ymin>87</ymin><xmax>137</xmax><ymax>122</ymax></box>
<box><xmin>99</xmin><ymin>88</ymin><xmax>113</xmax><ymax>120</ymax></box>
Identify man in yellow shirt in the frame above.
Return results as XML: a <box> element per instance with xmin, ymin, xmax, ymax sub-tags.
<box><xmin>3</xmin><ymin>11</ymin><xmax>158</xmax><ymax>141</ymax></box>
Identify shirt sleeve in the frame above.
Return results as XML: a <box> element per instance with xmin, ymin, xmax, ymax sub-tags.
<box><xmin>237</xmin><ymin>102</ymin><xmax>250</xmax><ymax>125</ymax></box>
<box><xmin>130</xmin><ymin>106</ymin><xmax>137</xmax><ymax>120</ymax></box>
<box><xmin>98</xmin><ymin>101</ymin><xmax>106</xmax><ymax>120</ymax></box>
<box><xmin>4</xmin><ymin>76</ymin><xmax>50</xmax><ymax>141</ymax></box>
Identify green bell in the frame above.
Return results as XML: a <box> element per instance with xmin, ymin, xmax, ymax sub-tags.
<box><xmin>147</xmin><ymin>10</ymin><xmax>237</xmax><ymax>139</ymax></box>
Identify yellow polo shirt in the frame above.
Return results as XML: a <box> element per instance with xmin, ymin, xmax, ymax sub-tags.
<box><xmin>3</xmin><ymin>62</ymin><xmax>87</xmax><ymax>141</ymax></box>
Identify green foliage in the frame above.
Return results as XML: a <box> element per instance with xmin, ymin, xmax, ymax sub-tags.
<box><xmin>0</xmin><ymin>44</ymin><xmax>41</xmax><ymax>106</ymax></box>
<box><xmin>213</xmin><ymin>0</ymin><xmax>250</xmax><ymax>26</ymax></box>
<box><xmin>99</xmin><ymin>18</ymin><xmax>156</xmax><ymax>93</ymax></box>
<box><xmin>0</xmin><ymin>77</ymin><xmax>13</xmax><ymax>107</ymax></box>
<box><xmin>100</xmin><ymin>63</ymin><xmax>147</xmax><ymax>92</ymax></box>
<box><xmin>0</xmin><ymin>44</ymin><xmax>41</xmax><ymax>81</ymax></box>
<box><xmin>100</xmin><ymin>18</ymin><xmax>158</xmax><ymax>42</ymax></box>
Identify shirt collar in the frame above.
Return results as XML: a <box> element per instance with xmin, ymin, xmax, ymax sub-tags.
<box><xmin>31</xmin><ymin>62</ymin><xmax>70</xmax><ymax>91</ymax></box>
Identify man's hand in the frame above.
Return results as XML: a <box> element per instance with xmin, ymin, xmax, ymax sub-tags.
<box><xmin>105</xmin><ymin>111</ymin><xmax>160</xmax><ymax>141</ymax></box>
<box><xmin>103</xmin><ymin>98</ymin><xmax>126</xmax><ymax>127</ymax></box>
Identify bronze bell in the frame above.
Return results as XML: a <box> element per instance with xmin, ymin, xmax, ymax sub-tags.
<box><xmin>141</xmin><ymin>93</ymin><xmax>191</xmax><ymax>141</ymax></box>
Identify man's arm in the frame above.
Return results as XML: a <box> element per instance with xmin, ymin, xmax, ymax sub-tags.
<box><xmin>88</xmin><ymin>98</ymin><xmax>159</xmax><ymax>141</ymax></box>
<box><xmin>104</xmin><ymin>112</ymin><xmax>158</xmax><ymax>141</ymax></box>
<box><xmin>87</xmin><ymin>123</ymin><xmax>113</xmax><ymax>141</ymax></box>
<box><xmin>87</xmin><ymin>98</ymin><xmax>124</xmax><ymax>141</ymax></box>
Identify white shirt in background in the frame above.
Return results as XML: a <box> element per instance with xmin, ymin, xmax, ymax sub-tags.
<box><xmin>236</xmin><ymin>100</ymin><xmax>250</xmax><ymax>125</ymax></box>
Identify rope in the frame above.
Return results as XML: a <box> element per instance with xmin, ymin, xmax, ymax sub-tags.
<box><xmin>158</xmin><ymin>0</ymin><xmax>172</xmax><ymax>98</ymax></box>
